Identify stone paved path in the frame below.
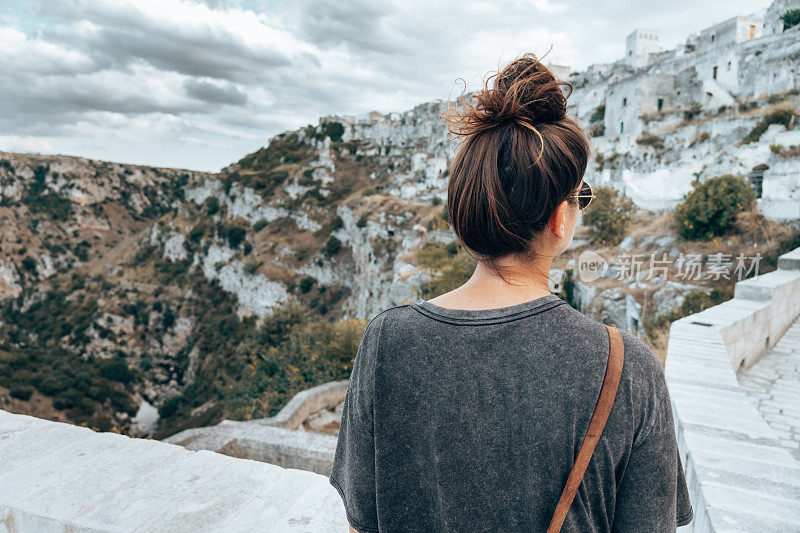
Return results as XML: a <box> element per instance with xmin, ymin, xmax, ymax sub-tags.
<box><xmin>738</xmin><ymin>316</ymin><xmax>800</xmax><ymax>461</ymax></box>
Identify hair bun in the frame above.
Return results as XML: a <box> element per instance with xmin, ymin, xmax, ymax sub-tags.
<box><xmin>491</xmin><ymin>54</ymin><xmax>568</xmax><ymax>125</ymax></box>
<box><xmin>441</xmin><ymin>52</ymin><xmax>590</xmax><ymax>267</ymax></box>
<box><xmin>443</xmin><ymin>52</ymin><xmax>571</xmax><ymax>136</ymax></box>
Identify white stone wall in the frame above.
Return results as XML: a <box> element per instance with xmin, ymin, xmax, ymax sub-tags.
<box><xmin>0</xmin><ymin>410</ymin><xmax>348</xmax><ymax>532</ymax></box>
<box><xmin>665</xmin><ymin>247</ymin><xmax>800</xmax><ymax>532</ymax></box>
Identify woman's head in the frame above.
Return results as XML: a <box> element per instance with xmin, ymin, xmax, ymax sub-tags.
<box><xmin>441</xmin><ymin>52</ymin><xmax>591</xmax><ymax>278</ymax></box>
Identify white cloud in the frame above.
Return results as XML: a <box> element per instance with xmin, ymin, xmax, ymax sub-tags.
<box><xmin>0</xmin><ymin>0</ymin><xmax>771</xmax><ymax>171</ymax></box>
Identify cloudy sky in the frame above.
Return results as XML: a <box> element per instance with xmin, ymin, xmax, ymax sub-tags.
<box><xmin>1</xmin><ymin>0</ymin><xmax>770</xmax><ymax>171</ymax></box>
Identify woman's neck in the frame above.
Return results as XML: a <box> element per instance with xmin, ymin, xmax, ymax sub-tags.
<box><xmin>428</xmin><ymin>253</ymin><xmax>555</xmax><ymax>310</ymax></box>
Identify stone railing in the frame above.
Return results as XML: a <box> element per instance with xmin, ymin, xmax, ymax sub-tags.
<box><xmin>665</xmin><ymin>247</ymin><xmax>800</xmax><ymax>532</ymax></box>
<box><xmin>255</xmin><ymin>379</ymin><xmax>348</xmax><ymax>430</ymax></box>
<box><xmin>0</xmin><ymin>409</ymin><xmax>347</xmax><ymax>532</ymax></box>
<box><xmin>164</xmin><ymin>380</ymin><xmax>347</xmax><ymax>474</ymax></box>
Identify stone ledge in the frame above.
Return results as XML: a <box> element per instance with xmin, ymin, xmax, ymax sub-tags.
<box><xmin>666</xmin><ymin>247</ymin><xmax>800</xmax><ymax>532</ymax></box>
<box><xmin>254</xmin><ymin>380</ymin><xmax>348</xmax><ymax>430</ymax></box>
<box><xmin>0</xmin><ymin>410</ymin><xmax>347</xmax><ymax>532</ymax></box>
<box><xmin>164</xmin><ymin>380</ymin><xmax>346</xmax><ymax>473</ymax></box>
<box><xmin>778</xmin><ymin>247</ymin><xmax>800</xmax><ymax>271</ymax></box>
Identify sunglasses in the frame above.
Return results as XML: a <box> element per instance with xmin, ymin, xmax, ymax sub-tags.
<box><xmin>575</xmin><ymin>181</ymin><xmax>595</xmax><ymax>210</ymax></box>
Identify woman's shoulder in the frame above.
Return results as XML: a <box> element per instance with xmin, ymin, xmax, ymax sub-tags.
<box><xmin>357</xmin><ymin>303</ymin><xmax>414</xmax><ymax>347</ymax></box>
<box><xmin>364</xmin><ymin>302</ymin><xmax>414</xmax><ymax>330</ymax></box>
<box><xmin>555</xmin><ymin>304</ymin><xmax>665</xmax><ymax>385</ymax></box>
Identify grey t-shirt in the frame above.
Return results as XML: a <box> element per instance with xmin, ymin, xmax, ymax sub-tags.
<box><xmin>329</xmin><ymin>294</ymin><xmax>693</xmax><ymax>532</ymax></box>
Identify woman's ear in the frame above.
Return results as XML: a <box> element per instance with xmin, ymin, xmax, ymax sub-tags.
<box><xmin>550</xmin><ymin>200</ymin><xmax>568</xmax><ymax>239</ymax></box>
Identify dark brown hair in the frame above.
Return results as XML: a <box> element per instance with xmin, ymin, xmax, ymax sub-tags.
<box><xmin>441</xmin><ymin>52</ymin><xmax>591</xmax><ymax>276</ymax></box>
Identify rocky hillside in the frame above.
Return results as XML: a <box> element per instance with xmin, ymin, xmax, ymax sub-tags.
<box><xmin>0</xmin><ymin>101</ymin><xmax>459</xmax><ymax>438</ymax></box>
<box><xmin>0</xmin><ymin>88</ymin><xmax>797</xmax><ymax>438</ymax></box>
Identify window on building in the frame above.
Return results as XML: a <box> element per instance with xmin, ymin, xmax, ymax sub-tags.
<box><xmin>713</xmin><ymin>66</ymin><xmax>718</xmax><ymax>79</ymax></box>
<box><xmin>728</xmin><ymin>61</ymin><xmax>731</xmax><ymax>70</ymax></box>
<box><xmin>657</xmin><ymin>98</ymin><xmax>664</xmax><ymax>111</ymax></box>
<box><xmin>620</xmin><ymin>122</ymin><xmax>624</xmax><ymax>133</ymax></box>
<box><xmin>711</xmin><ymin>34</ymin><xmax>715</xmax><ymax>42</ymax></box>
<box><xmin>623</xmin><ymin>97</ymin><xmax>627</xmax><ymax>106</ymax></box>
<box><xmin>749</xmin><ymin>174</ymin><xmax>764</xmax><ymax>199</ymax></box>
<box><xmin>749</xmin><ymin>164</ymin><xmax>768</xmax><ymax>199</ymax></box>
<box><xmin>749</xmin><ymin>25</ymin><xmax>755</xmax><ymax>39</ymax></box>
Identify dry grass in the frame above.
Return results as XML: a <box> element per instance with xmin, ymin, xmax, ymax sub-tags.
<box><xmin>0</xmin><ymin>386</ymin><xmax>70</xmax><ymax>424</ymax></box>
<box><xmin>648</xmin><ymin>326</ymin><xmax>670</xmax><ymax>367</ymax></box>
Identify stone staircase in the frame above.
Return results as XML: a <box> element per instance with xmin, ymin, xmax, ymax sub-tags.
<box><xmin>738</xmin><ymin>316</ymin><xmax>800</xmax><ymax>461</ymax></box>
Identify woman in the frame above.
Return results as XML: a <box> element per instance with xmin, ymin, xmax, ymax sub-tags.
<box><xmin>329</xmin><ymin>53</ymin><xmax>693</xmax><ymax>532</ymax></box>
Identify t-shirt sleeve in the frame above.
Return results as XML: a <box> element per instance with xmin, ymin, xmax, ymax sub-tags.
<box><xmin>613</xmin><ymin>337</ymin><xmax>694</xmax><ymax>531</ymax></box>
<box><xmin>328</xmin><ymin>313</ymin><xmax>384</xmax><ymax>533</ymax></box>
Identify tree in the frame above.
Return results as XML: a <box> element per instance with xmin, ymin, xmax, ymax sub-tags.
<box><xmin>581</xmin><ymin>186</ymin><xmax>636</xmax><ymax>246</ymax></box>
<box><xmin>673</xmin><ymin>174</ymin><xmax>756</xmax><ymax>240</ymax></box>
<box><xmin>321</xmin><ymin>122</ymin><xmax>345</xmax><ymax>142</ymax></box>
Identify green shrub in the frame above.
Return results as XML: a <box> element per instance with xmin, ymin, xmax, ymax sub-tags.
<box><xmin>99</xmin><ymin>360</ymin><xmax>133</xmax><ymax>383</ymax></box>
<box><xmin>10</xmin><ymin>385</ymin><xmax>33</xmax><ymax>401</ymax></box>
<box><xmin>684</xmin><ymin>102</ymin><xmax>702</xmax><ymax>121</ymax></box>
<box><xmin>743</xmin><ymin>108</ymin><xmax>794</xmax><ymax>144</ymax></box>
<box><xmin>298</xmin><ymin>276</ymin><xmax>316</xmax><ymax>294</ymax></box>
<box><xmin>159</xmin><ymin>395</ymin><xmax>183</xmax><ymax>418</ymax></box>
<box><xmin>673</xmin><ymin>174</ymin><xmax>756</xmax><ymax>240</ymax></box>
<box><xmin>324</xmin><ymin>236</ymin><xmax>342</xmax><ymax>257</ymax></box>
<box><xmin>559</xmin><ymin>268</ymin><xmax>577</xmax><ymax>309</ymax></box>
<box><xmin>253</xmin><ymin>219</ymin><xmax>269</xmax><ymax>232</ymax></box>
<box><xmin>590</xmin><ymin>104</ymin><xmax>605</xmax><ymax>123</ymax></box>
<box><xmin>21</xmin><ymin>256</ymin><xmax>37</xmax><ymax>273</ymax></box>
<box><xmin>188</xmin><ymin>221</ymin><xmax>210</xmax><ymax>243</ymax></box>
<box><xmin>581</xmin><ymin>186</ymin><xmax>636</xmax><ymax>246</ymax></box>
<box><xmin>162</xmin><ymin>307</ymin><xmax>176</xmax><ymax>329</ymax></box>
<box><xmin>204</xmin><ymin>196</ymin><xmax>220</xmax><ymax>215</ymax></box>
<box><xmin>225</xmin><ymin>225</ymin><xmax>247</xmax><ymax>248</ymax></box>
<box><xmin>781</xmin><ymin>9</ymin><xmax>800</xmax><ymax>30</ymax></box>
<box><xmin>321</xmin><ymin>122</ymin><xmax>345</xmax><ymax>142</ymax></box>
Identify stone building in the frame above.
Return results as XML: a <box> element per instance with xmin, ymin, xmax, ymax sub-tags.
<box><xmin>625</xmin><ymin>28</ymin><xmax>661</xmax><ymax>68</ymax></box>
<box><xmin>566</xmin><ymin>0</ymin><xmax>800</xmax><ymax>138</ymax></box>
<box><xmin>604</xmin><ymin>73</ymin><xmax>676</xmax><ymax>139</ymax></box>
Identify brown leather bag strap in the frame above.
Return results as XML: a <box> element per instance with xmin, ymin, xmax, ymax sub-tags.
<box><xmin>547</xmin><ymin>324</ymin><xmax>625</xmax><ymax>533</ymax></box>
